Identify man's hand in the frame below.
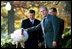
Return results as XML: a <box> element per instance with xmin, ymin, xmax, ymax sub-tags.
<box><xmin>62</xmin><ymin>34</ymin><xmax>65</xmax><ymax>39</ymax></box>
<box><xmin>52</xmin><ymin>41</ymin><xmax>57</xmax><ymax>48</ymax></box>
<box><xmin>38</xmin><ymin>42</ymin><xmax>42</xmax><ymax>48</ymax></box>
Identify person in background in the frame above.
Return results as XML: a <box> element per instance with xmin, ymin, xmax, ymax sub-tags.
<box><xmin>48</xmin><ymin>7</ymin><xmax>64</xmax><ymax>48</ymax></box>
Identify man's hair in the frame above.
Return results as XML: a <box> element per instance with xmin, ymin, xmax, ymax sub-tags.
<box><xmin>50</xmin><ymin>7</ymin><xmax>57</xmax><ymax>12</ymax></box>
<box><xmin>29</xmin><ymin>9</ymin><xmax>35</xmax><ymax>14</ymax></box>
<box><xmin>40</xmin><ymin>6</ymin><xmax>48</xmax><ymax>11</ymax></box>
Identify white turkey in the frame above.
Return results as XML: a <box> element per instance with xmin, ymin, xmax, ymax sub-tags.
<box><xmin>10</xmin><ymin>28</ymin><xmax>28</xmax><ymax>48</ymax></box>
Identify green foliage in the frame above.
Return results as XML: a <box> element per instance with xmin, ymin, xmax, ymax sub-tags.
<box><xmin>1</xmin><ymin>17</ymin><xmax>8</xmax><ymax>33</ymax></box>
<box><xmin>1</xmin><ymin>7</ymin><xmax>8</xmax><ymax>17</ymax></box>
<box><xmin>65</xmin><ymin>39</ymin><xmax>71</xmax><ymax>48</ymax></box>
<box><xmin>1</xmin><ymin>33</ymin><xmax>12</xmax><ymax>48</ymax></box>
<box><xmin>63</xmin><ymin>27</ymin><xmax>71</xmax><ymax>37</ymax></box>
<box><xmin>62</xmin><ymin>27</ymin><xmax>71</xmax><ymax>48</ymax></box>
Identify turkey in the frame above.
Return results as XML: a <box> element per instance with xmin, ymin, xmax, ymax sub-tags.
<box><xmin>10</xmin><ymin>28</ymin><xmax>28</xmax><ymax>48</ymax></box>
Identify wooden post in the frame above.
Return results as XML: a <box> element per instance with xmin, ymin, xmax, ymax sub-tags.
<box><xmin>8</xmin><ymin>2</ymin><xmax>14</xmax><ymax>34</ymax></box>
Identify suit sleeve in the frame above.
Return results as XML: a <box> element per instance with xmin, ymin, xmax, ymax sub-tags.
<box><xmin>37</xmin><ymin>24</ymin><xmax>44</xmax><ymax>42</ymax></box>
<box><xmin>51</xmin><ymin>16</ymin><xmax>60</xmax><ymax>41</ymax></box>
<box><xmin>25</xmin><ymin>23</ymin><xmax>41</xmax><ymax>34</ymax></box>
<box><xmin>21</xmin><ymin>20</ymin><xmax>27</xmax><ymax>29</ymax></box>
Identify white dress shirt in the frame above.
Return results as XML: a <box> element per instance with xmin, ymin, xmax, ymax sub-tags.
<box><xmin>30</xmin><ymin>19</ymin><xmax>35</xmax><ymax>25</ymax></box>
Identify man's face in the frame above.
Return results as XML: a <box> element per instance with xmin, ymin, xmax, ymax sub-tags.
<box><xmin>48</xmin><ymin>9</ymin><xmax>53</xmax><ymax>15</ymax></box>
<box><xmin>40</xmin><ymin>8</ymin><xmax>48</xmax><ymax>17</ymax></box>
<box><xmin>28</xmin><ymin>13</ymin><xmax>35</xmax><ymax>19</ymax></box>
<box><xmin>48</xmin><ymin>9</ymin><xmax>56</xmax><ymax>16</ymax></box>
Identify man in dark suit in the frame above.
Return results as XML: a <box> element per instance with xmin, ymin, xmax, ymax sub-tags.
<box><xmin>48</xmin><ymin>7</ymin><xmax>64</xmax><ymax>48</ymax></box>
<box><xmin>21</xmin><ymin>10</ymin><xmax>44</xmax><ymax>48</ymax></box>
<box><xmin>23</xmin><ymin>6</ymin><xmax>64</xmax><ymax>48</ymax></box>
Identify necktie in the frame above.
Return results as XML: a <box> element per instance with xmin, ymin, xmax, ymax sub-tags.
<box><xmin>31</xmin><ymin>20</ymin><xmax>34</xmax><ymax>25</ymax></box>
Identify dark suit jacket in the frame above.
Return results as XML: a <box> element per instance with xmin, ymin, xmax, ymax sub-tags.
<box><xmin>21</xmin><ymin>19</ymin><xmax>44</xmax><ymax>48</ymax></box>
<box><xmin>56</xmin><ymin>17</ymin><xmax>64</xmax><ymax>48</ymax></box>
<box><xmin>26</xmin><ymin>15</ymin><xmax>64</xmax><ymax>48</ymax></box>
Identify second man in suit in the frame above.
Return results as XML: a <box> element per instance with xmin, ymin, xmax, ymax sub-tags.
<box><xmin>21</xmin><ymin>10</ymin><xmax>44</xmax><ymax>48</ymax></box>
